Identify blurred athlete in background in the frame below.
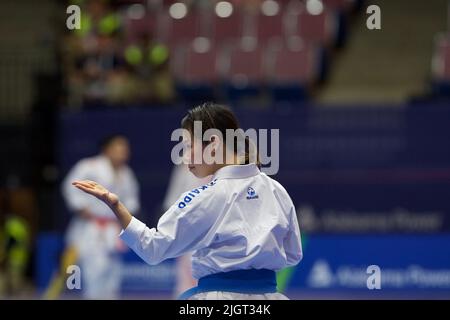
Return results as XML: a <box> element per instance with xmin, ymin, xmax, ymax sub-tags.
<box><xmin>44</xmin><ymin>135</ymin><xmax>140</xmax><ymax>299</ymax></box>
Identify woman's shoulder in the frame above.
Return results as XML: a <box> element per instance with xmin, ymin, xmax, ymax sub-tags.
<box><xmin>259</xmin><ymin>172</ymin><xmax>288</xmax><ymax>192</ymax></box>
<box><xmin>260</xmin><ymin>173</ymin><xmax>295</xmax><ymax>206</ymax></box>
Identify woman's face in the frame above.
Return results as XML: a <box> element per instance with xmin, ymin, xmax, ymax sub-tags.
<box><xmin>183</xmin><ymin>131</ymin><xmax>217</xmax><ymax>178</ymax></box>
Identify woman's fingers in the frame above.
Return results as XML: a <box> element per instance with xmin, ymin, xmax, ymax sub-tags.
<box><xmin>72</xmin><ymin>180</ymin><xmax>118</xmax><ymax>206</ymax></box>
<box><xmin>72</xmin><ymin>180</ymin><xmax>92</xmax><ymax>187</ymax></box>
<box><xmin>73</xmin><ymin>180</ymin><xmax>107</xmax><ymax>198</ymax></box>
<box><xmin>73</xmin><ymin>184</ymin><xmax>91</xmax><ymax>193</ymax></box>
<box><xmin>73</xmin><ymin>183</ymin><xmax>92</xmax><ymax>191</ymax></box>
<box><xmin>72</xmin><ymin>180</ymin><xmax>99</xmax><ymax>190</ymax></box>
<box><xmin>74</xmin><ymin>185</ymin><xmax>103</xmax><ymax>198</ymax></box>
<box><xmin>73</xmin><ymin>182</ymin><xmax>97</xmax><ymax>192</ymax></box>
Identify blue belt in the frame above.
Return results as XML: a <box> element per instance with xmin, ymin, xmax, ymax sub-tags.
<box><xmin>178</xmin><ymin>269</ymin><xmax>277</xmax><ymax>300</ymax></box>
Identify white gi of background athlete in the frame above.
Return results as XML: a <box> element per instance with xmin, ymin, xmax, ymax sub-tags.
<box><xmin>120</xmin><ymin>163</ymin><xmax>302</xmax><ymax>300</ymax></box>
<box><xmin>62</xmin><ymin>155</ymin><xmax>140</xmax><ymax>299</ymax></box>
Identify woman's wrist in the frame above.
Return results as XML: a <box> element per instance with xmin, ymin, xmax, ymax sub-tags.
<box><xmin>107</xmin><ymin>198</ymin><xmax>121</xmax><ymax>211</ymax></box>
<box><xmin>109</xmin><ymin>200</ymin><xmax>133</xmax><ymax>229</ymax></box>
<box><xmin>104</xmin><ymin>191</ymin><xmax>120</xmax><ymax>207</ymax></box>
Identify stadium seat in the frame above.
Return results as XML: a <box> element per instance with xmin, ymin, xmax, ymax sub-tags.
<box><xmin>209</xmin><ymin>6</ymin><xmax>246</xmax><ymax>44</ymax></box>
<box><xmin>267</xmin><ymin>38</ymin><xmax>318</xmax><ymax>101</ymax></box>
<box><xmin>159</xmin><ymin>7</ymin><xmax>207</xmax><ymax>45</ymax></box>
<box><xmin>221</xmin><ymin>40</ymin><xmax>266</xmax><ymax>102</ymax></box>
<box><xmin>253</xmin><ymin>7</ymin><xmax>286</xmax><ymax>45</ymax></box>
<box><xmin>172</xmin><ymin>39</ymin><xmax>220</xmax><ymax>102</ymax></box>
<box><xmin>322</xmin><ymin>0</ymin><xmax>355</xmax><ymax>12</ymax></box>
<box><xmin>285</xmin><ymin>1</ymin><xmax>336</xmax><ymax>47</ymax></box>
<box><xmin>431</xmin><ymin>35</ymin><xmax>450</xmax><ymax>95</ymax></box>
<box><xmin>124</xmin><ymin>13</ymin><xmax>158</xmax><ymax>42</ymax></box>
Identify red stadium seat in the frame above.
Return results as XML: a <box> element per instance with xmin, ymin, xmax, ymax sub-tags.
<box><xmin>116</xmin><ymin>0</ymin><xmax>146</xmax><ymax>4</ymax></box>
<box><xmin>222</xmin><ymin>40</ymin><xmax>266</xmax><ymax>101</ymax></box>
<box><xmin>269</xmin><ymin>40</ymin><xmax>317</xmax><ymax>83</ymax></box>
<box><xmin>159</xmin><ymin>8</ymin><xmax>207</xmax><ymax>45</ymax></box>
<box><xmin>124</xmin><ymin>13</ymin><xmax>158</xmax><ymax>42</ymax></box>
<box><xmin>253</xmin><ymin>0</ymin><xmax>288</xmax><ymax>42</ymax></box>
<box><xmin>209</xmin><ymin>6</ymin><xmax>246</xmax><ymax>43</ymax></box>
<box><xmin>432</xmin><ymin>35</ymin><xmax>450</xmax><ymax>81</ymax></box>
<box><xmin>253</xmin><ymin>9</ymin><xmax>286</xmax><ymax>45</ymax></box>
<box><xmin>431</xmin><ymin>34</ymin><xmax>450</xmax><ymax>96</ymax></box>
<box><xmin>267</xmin><ymin>39</ymin><xmax>318</xmax><ymax>100</ymax></box>
<box><xmin>285</xmin><ymin>2</ymin><xmax>336</xmax><ymax>47</ymax></box>
<box><xmin>224</xmin><ymin>41</ymin><xmax>265</xmax><ymax>83</ymax></box>
<box><xmin>322</xmin><ymin>0</ymin><xmax>355</xmax><ymax>12</ymax></box>
<box><xmin>162</xmin><ymin>0</ymin><xmax>184</xmax><ymax>7</ymax></box>
<box><xmin>172</xmin><ymin>39</ymin><xmax>220</xmax><ymax>101</ymax></box>
<box><xmin>174</xmin><ymin>40</ymin><xmax>219</xmax><ymax>84</ymax></box>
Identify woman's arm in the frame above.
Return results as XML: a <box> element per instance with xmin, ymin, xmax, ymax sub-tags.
<box><xmin>72</xmin><ymin>180</ymin><xmax>132</xmax><ymax>229</ymax></box>
<box><xmin>73</xmin><ymin>179</ymin><xmax>224</xmax><ymax>265</ymax></box>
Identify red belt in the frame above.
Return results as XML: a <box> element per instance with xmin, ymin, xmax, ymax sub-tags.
<box><xmin>92</xmin><ymin>216</ymin><xmax>117</xmax><ymax>227</ymax></box>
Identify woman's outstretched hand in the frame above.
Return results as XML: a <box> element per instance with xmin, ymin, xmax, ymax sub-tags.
<box><xmin>72</xmin><ymin>180</ymin><xmax>133</xmax><ymax>229</ymax></box>
<box><xmin>72</xmin><ymin>180</ymin><xmax>119</xmax><ymax>207</ymax></box>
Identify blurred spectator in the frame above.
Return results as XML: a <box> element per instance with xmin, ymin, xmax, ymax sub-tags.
<box><xmin>61</xmin><ymin>0</ymin><xmax>357</xmax><ymax>107</ymax></box>
<box><xmin>123</xmin><ymin>33</ymin><xmax>175</xmax><ymax>104</ymax></box>
<box><xmin>0</xmin><ymin>191</ymin><xmax>31</xmax><ymax>298</ymax></box>
<box><xmin>64</xmin><ymin>0</ymin><xmax>177</xmax><ymax>108</ymax></box>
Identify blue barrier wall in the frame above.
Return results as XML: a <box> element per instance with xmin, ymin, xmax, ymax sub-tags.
<box><xmin>42</xmin><ymin>103</ymin><xmax>450</xmax><ymax>298</ymax></box>
<box><xmin>36</xmin><ymin>233</ymin><xmax>450</xmax><ymax>297</ymax></box>
<box><xmin>57</xmin><ymin>104</ymin><xmax>450</xmax><ymax>232</ymax></box>
<box><xmin>288</xmin><ymin>235</ymin><xmax>450</xmax><ymax>298</ymax></box>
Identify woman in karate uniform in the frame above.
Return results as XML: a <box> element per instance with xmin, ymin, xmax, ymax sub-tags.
<box><xmin>72</xmin><ymin>103</ymin><xmax>302</xmax><ymax>300</ymax></box>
